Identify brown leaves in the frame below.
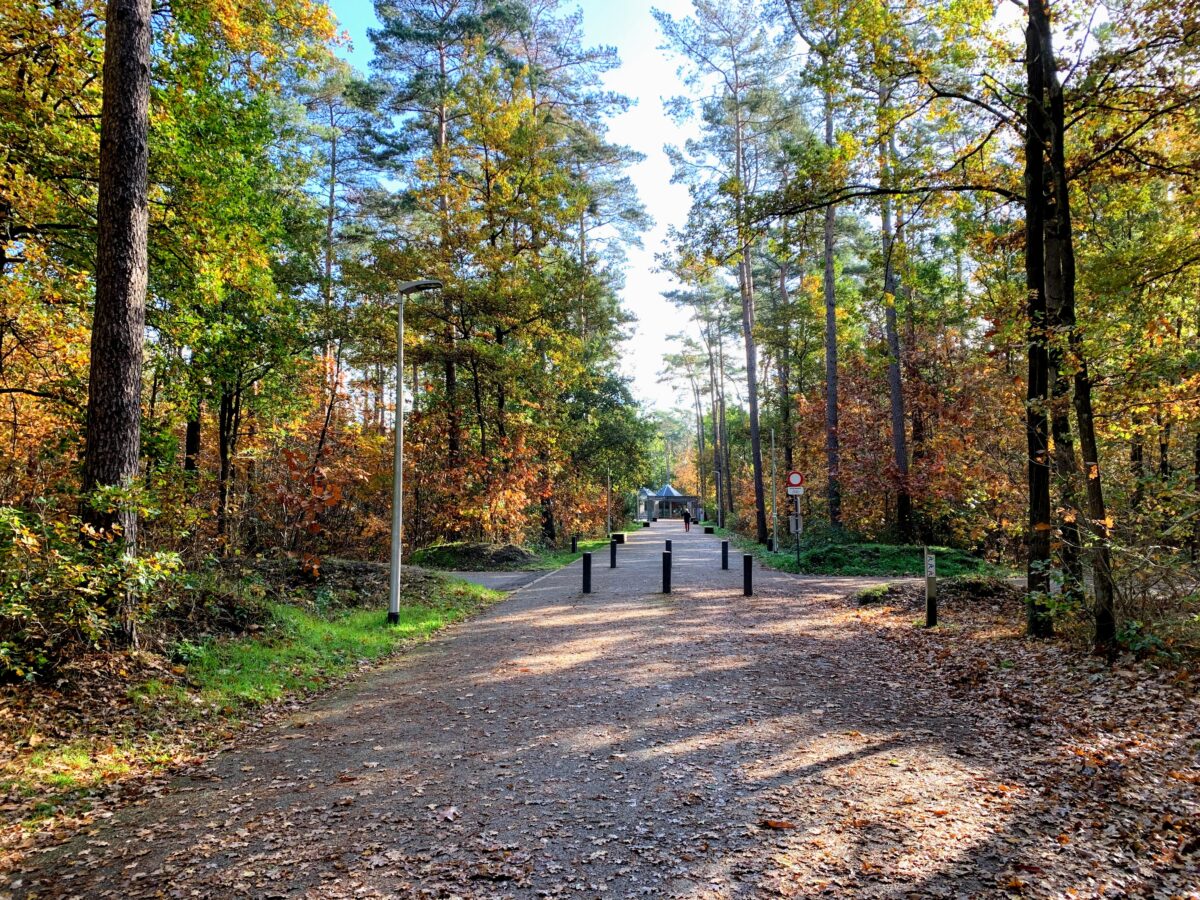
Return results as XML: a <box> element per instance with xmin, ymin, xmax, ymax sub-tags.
<box><xmin>759</xmin><ymin>819</ymin><xmax>796</xmax><ymax>830</ymax></box>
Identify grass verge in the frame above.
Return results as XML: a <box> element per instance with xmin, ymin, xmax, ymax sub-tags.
<box><xmin>714</xmin><ymin>527</ymin><xmax>1001</xmax><ymax>577</ymax></box>
<box><xmin>0</xmin><ymin>573</ymin><xmax>500</xmax><ymax>838</ymax></box>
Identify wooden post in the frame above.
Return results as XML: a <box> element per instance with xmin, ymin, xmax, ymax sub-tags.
<box><xmin>925</xmin><ymin>548</ymin><xmax>937</xmax><ymax>627</ymax></box>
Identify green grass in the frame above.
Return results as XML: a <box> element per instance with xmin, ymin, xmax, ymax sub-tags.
<box><xmin>4</xmin><ymin>575</ymin><xmax>501</xmax><ymax>829</ymax></box>
<box><xmin>160</xmin><ymin>578</ymin><xmax>500</xmax><ymax>708</ymax></box>
<box><xmin>715</xmin><ymin>527</ymin><xmax>1001</xmax><ymax>577</ymax></box>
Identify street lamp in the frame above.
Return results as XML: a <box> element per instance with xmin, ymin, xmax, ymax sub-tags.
<box><xmin>388</xmin><ymin>279</ymin><xmax>443</xmax><ymax>625</ymax></box>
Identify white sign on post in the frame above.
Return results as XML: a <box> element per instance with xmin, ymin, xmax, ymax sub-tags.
<box><xmin>925</xmin><ymin>551</ymin><xmax>936</xmax><ymax>578</ymax></box>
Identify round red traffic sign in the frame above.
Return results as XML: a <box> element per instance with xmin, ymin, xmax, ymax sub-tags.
<box><xmin>787</xmin><ymin>471</ymin><xmax>805</xmax><ymax>487</ymax></box>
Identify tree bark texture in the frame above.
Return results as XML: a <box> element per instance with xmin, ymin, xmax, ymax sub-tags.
<box><xmin>82</xmin><ymin>0</ymin><xmax>152</xmax><ymax>645</ymax></box>
<box><xmin>1024</xmin><ymin>6</ymin><xmax>1054</xmax><ymax>637</ymax></box>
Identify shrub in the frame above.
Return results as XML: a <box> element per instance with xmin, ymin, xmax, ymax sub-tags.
<box><xmin>0</xmin><ymin>506</ymin><xmax>179</xmax><ymax>679</ymax></box>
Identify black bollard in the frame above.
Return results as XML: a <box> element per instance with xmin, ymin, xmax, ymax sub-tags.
<box><xmin>665</xmin><ymin>539</ymin><xmax>672</xmax><ymax>553</ymax></box>
<box><xmin>766</xmin><ymin>538</ymin><xmax>774</xmax><ymax>552</ymax></box>
<box><xmin>743</xmin><ymin>554</ymin><xmax>753</xmax><ymax>596</ymax></box>
<box><xmin>583</xmin><ymin>552</ymin><xmax>592</xmax><ymax>594</ymax></box>
<box><xmin>641</xmin><ymin>521</ymin><xmax>650</xmax><ymax>528</ymax></box>
<box><xmin>662</xmin><ymin>551</ymin><xmax>672</xmax><ymax>593</ymax></box>
<box><xmin>571</xmin><ymin>534</ymin><xmax>578</xmax><ymax>554</ymax></box>
<box><xmin>704</xmin><ymin>525</ymin><xmax>714</xmax><ymax>534</ymax></box>
<box><xmin>721</xmin><ymin>540</ymin><xmax>729</xmax><ymax>570</ymax></box>
<box><xmin>610</xmin><ymin>538</ymin><xmax>617</xmax><ymax>569</ymax></box>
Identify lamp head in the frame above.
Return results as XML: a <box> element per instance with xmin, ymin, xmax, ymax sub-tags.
<box><xmin>396</xmin><ymin>279</ymin><xmax>443</xmax><ymax>295</ymax></box>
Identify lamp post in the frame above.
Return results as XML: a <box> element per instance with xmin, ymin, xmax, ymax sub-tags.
<box><xmin>388</xmin><ymin>279</ymin><xmax>443</xmax><ymax>625</ymax></box>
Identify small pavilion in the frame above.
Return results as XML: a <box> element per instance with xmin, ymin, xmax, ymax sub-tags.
<box><xmin>640</xmin><ymin>484</ymin><xmax>700</xmax><ymax>521</ymax></box>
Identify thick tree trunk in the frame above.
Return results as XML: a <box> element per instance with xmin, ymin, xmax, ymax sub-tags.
<box><xmin>1024</xmin><ymin>7</ymin><xmax>1054</xmax><ymax>637</ymax></box>
<box><xmin>83</xmin><ymin>0</ymin><xmax>152</xmax><ymax>647</ymax></box>
<box><xmin>1044</xmin><ymin>181</ymin><xmax>1085</xmax><ymax>602</ymax></box>
<box><xmin>822</xmin><ymin>89</ymin><xmax>842</xmax><ymax>528</ymax></box>
<box><xmin>1037</xmin><ymin>2</ymin><xmax>1116</xmax><ymax>647</ymax></box>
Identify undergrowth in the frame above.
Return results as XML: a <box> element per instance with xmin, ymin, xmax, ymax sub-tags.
<box><xmin>0</xmin><ymin>571</ymin><xmax>501</xmax><ymax>835</ymax></box>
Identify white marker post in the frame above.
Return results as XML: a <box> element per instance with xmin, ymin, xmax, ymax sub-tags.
<box><xmin>925</xmin><ymin>548</ymin><xmax>938</xmax><ymax>627</ymax></box>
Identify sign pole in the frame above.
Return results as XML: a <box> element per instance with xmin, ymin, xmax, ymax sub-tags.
<box><xmin>796</xmin><ymin>494</ymin><xmax>802</xmax><ymax>567</ymax></box>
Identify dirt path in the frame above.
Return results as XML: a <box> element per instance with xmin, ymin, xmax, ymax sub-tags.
<box><xmin>11</xmin><ymin>525</ymin><xmax>1122</xmax><ymax>898</ymax></box>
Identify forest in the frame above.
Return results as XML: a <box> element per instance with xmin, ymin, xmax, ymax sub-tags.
<box><xmin>654</xmin><ymin>0</ymin><xmax>1200</xmax><ymax>651</ymax></box>
<box><xmin>1</xmin><ymin>0</ymin><xmax>657</xmax><ymax>675</ymax></box>
<box><xmin>0</xmin><ymin>0</ymin><xmax>1195</xmax><ymax>674</ymax></box>
<box><xmin>2</xmin><ymin>0</ymin><xmax>1200</xmax><ymax>892</ymax></box>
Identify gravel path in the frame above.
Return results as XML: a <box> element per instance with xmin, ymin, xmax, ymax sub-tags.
<box><xmin>19</xmin><ymin>524</ymin><xmax>1023</xmax><ymax>898</ymax></box>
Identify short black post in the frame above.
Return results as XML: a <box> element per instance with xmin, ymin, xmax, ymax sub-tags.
<box><xmin>743</xmin><ymin>554</ymin><xmax>753</xmax><ymax>596</ymax></box>
<box><xmin>665</xmin><ymin>539</ymin><xmax>672</xmax><ymax>553</ymax></box>
<box><xmin>766</xmin><ymin>538</ymin><xmax>774</xmax><ymax>552</ymax></box>
<box><xmin>662</xmin><ymin>551</ymin><xmax>672</xmax><ymax>593</ymax></box>
<box><xmin>610</xmin><ymin>538</ymin><xmax>617</xmax><ymax>569</ymax></box>
<box><xmin>641</xmin><ymin>521</ymin><xmax>650</xmax><ymax>528</ymax></box>
<box><xmin>571</xmin><ymin>534</ymin><xmax>578</xmax><ymax>554</ymax></box>
<box><xmin>583</xmin><ymin>552</ymin><xmax>592</xmax><ymax>594</ymax></box>
<box><xmin>721</xmin><ymin>540</ymin><xmax>729</xmax><ymax>570</ymax></box>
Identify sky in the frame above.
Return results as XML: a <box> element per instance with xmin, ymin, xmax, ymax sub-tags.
<box><xmin>328</xmin><ymin>0</ymin><xmax>697</xmax><ymax>411</ymax></box>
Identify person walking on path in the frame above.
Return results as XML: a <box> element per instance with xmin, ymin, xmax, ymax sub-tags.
<box><xmin>682</xmin><ymin>507</ymin><xmax>692</xmax><ymax>532</ymax></box>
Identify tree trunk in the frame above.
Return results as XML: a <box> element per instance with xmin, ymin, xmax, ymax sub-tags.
<box><xmin>184</xmin><ymin>408</ymin><xmax>201</xmax><ymax>473</ymax></box>
<box><xmin>216</xmin><ymin>384</ymin><xmax>241</xmax><ymax>546</ymax></box>
<box><xmin>1044</xmin><ymin>176</ymin><xmax>1085</xmax><ymax>603</ymax></box>
<box><xmin>1036</xmin><ymin>2</ymin><xmax>1116</xmax><ymax>647</ymax></box>
<box><xmin>822</xmin><ymin>88</ymin><xmax>842</xmax><ymax>529</ymax></box>
<box><xmin>706</xmin><ymin>326</ymin><xmax>723</xmax><ymax>523</ymax></box>
<box><xmin>1131</xmin><ymin>425</ymin><xmax>1145</xmax><ymax>508</ymax></box>
<box><xmin>717</xmin><ymin>329</ymin><xmax>734</xmax><ymax>520</ymax></box>
<box><xmin>1024</xmin><ymin>5</ymin><xmax>1054</xmax><ymax>637</ymax></box>
<box><xmin>739</xmin><ymin>254</ymin><xmax>769</xmax><ymax>544</ymax></box>
<box><xmin>879</xmin><ymin>128</ymin><xmax>911</xmax><ymax>541</ymax></box>
<box><xmin>778</xmin><ymin>269</ymin><xmax>794</xmax><ymax>473</ymax></box>
<box><xmin>1192</xmin><ymin>428</ymin><xmax>1200</xmax><ymax>560</ymax></box>
<box><xmin>691</xmin><ymin>376</ymin><xmax>707</xmax><ymax>505</ymax></box>
<box><xmin>82</xmin><ymin>0</ymin><xmax>152</xmax><ymax>647</ymax></box>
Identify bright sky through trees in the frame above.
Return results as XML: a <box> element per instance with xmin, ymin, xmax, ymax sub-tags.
<box><xmin>331</xmin><ymin>0</ymin><xmax>696</xmax><ymax>410</ymax></box>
